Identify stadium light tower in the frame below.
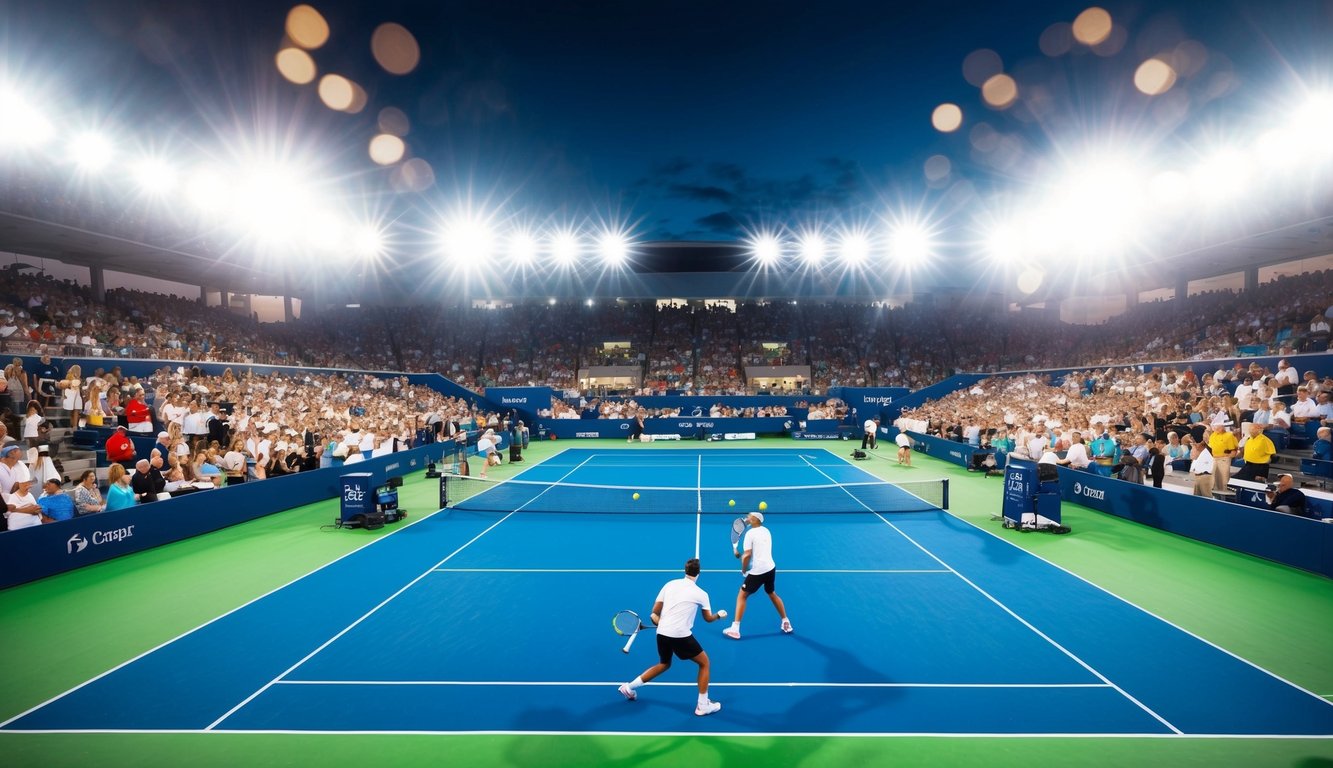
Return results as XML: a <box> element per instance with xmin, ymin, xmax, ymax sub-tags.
<box><xmin>597</xmin><ymin>230</ymin><xmax>630</xmax><ymax>267</ymax></box>
<box><xmin>131</xmin><ymin>157</ymin><xmax>177</xmax><ymax>196</ymax></box>
<box><xmin>69</xmin><ymin>132</ymin><xmax>114</xmax><ymax>172</ymax></box>
<box><xmin>747</xmin><ymin>232</ymin><xmax>783</xmax><ymax>266</ymax></box>
<box><xmin>506</xmin><ymin>231</ymin><xmax>539</xmax><ymax>267</ymax></box>
<box><xmin>797</xmin><ymin>230</ymin><xmax>827</xmax><ymax>265</ymax></box>
<box><xmin>0</xmin><ymin>88</ymin><xmax>54</xmax><ymax>149</ymax></box>
<box><xmin>353</xmin><ymin>224</ymin><xmax>385</xmax><ymax>258</ymax></box>
<box><xmin>838</xmin><ymin>231</ymin><xmax>871</xmax><ymax>266</ymax></box>
<box><xmin>550</xmin><ymin>230</ymin><xmax>581</xmax><ymax>267</ymax></box>
<box><xmin>441</xmin><ymin>217</ymin><xmax>495</xmax><ymax>266</ymax></box>
<box><xmin>888</xmin><ymin>223</ymin><xmax>931</xmax><ymax>266</ymax></box>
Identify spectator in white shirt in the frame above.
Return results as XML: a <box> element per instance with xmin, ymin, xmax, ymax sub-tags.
<box><xmin>1189</xmin><ymin>443</ymin><xmax>1215</xmax><ymax>497</ymax></box>
<box><xmin>1059</xmin><ymin>433</ymin><xmax>1092</xmax><ymax>470</ymax></box>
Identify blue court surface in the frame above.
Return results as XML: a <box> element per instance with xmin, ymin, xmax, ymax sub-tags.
<box><xmin>4</xmin><ymin>448</ymin><xmax>1332</xmax><ymax>736</ymax></box>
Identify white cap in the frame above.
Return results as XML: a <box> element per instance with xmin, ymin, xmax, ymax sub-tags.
<box><xmin>751</xmin><ymin>511</ymin><xmax>764</xmax><ymax>523</ymax></box>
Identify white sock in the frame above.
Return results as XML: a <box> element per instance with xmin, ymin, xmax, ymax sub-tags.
<box><xmin>698</xmin><ymin>692</ymin><xmax>710</xmax><ymax>706</ymax></box>
<box><xmin>628</xmin><ymin>676</ymin><xmax>644</xmax><ymax>690</ymax></box>
<box><xmin>729</xmin><ymin>621</ymin><xmax>739</xmax><ymax>629</ymax></box>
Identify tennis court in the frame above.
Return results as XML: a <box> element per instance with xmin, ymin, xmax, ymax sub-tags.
<box><xmin>3</xmin><ymin>448</ymin><xmax>1331</xmax><ymax>737</ymax></box>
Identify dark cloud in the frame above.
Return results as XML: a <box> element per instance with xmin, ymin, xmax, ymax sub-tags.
<box><xmin>634</xmin><ymin>156</ymin><xmax>873</xmax><ymax>238</ymax></box>
<box><xmin>668</xmin><ymin>184</ymin><xmax>737</xmax><ymax>204</ymax></box>
<box><xmin>695</xmin><ymin>211</ymin><xmax>740</xmax><ymax>233</ymax></box>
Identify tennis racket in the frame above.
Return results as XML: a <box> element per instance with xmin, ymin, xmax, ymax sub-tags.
<box><xmin>731</xmin><ymin>516</ymin><xmax>748</xmax><ymax>554</ymax></box>
<box><xmin>612</xmin><ymin>609</ymin><xmax>654</xmax><ymax>653</ymax></box>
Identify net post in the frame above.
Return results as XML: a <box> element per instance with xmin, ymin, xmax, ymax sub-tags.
<box><xmin>941</xmin><ymin>478</ymin><xmax>949</xmax><ymax>510</ymax></box>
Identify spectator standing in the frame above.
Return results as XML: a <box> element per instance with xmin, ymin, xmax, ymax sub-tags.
<box><xmin>1189</xmin><ymin>442</ymin><xmax>1215</xmax><ymax>498</ymax></box>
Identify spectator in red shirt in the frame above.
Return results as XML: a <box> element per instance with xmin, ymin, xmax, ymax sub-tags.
<box><xmin>105</xmin><ymin>425</ymin><xmax>136</xmax><ymax>466</ymax></box>
<box><xmin>125</xmin><ymin>390</ymin><xmax>153</xmax><ymax>434</ymax></box>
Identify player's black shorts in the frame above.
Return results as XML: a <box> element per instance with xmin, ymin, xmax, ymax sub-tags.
<box><xmin>741</xmin><ymin>568</ymin><xmax>777</xmax><ymax>595</ymax></box>
<box><xmin>656</xmin><ymin>633</ymin><xmax>704</xmax><ymax>665</ymax></box>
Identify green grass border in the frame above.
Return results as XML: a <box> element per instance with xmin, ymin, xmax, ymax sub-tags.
<box><xmin>2</xmin><ymin>438</ymin><xmax>1330</xmax><ymax>767</ymax></box>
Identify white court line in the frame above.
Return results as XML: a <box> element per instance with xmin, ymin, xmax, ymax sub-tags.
<box><xmin>876</xmin><ymin>513</ymin><xmax>1185</xmax><ymax>735</ymax></box>
<box><xmin>430</xmin><ymin>568</ymin><xmax>951</xmax><ymax>574</ymax></box>
<box><xmin>794</xmin><ymin>454</ymin><xmax>1184</xmax><ymax>736</ymax></box>
<box><xmin>5</xmin><ymin>728</ymin><xmax>1333</xmax><ymax>738</ymax></box>
<box><xmin>942</xmin><ymin>503</ymin><xmax>1333</xmax><ymax>715</ymax></box>
<box><xmin>202</xmin><ymin>454</ymin><xmax>599</xmax><ymax>731</ymax></box>
<box><xmin>273</xmin><ymin>680</ymin><xmax>1112</xmax><ymax>689</ymax></box>
<box><xmin>695</xmin><ymin>454</ymin><xmax>702</xmax><ymax>558</ymax></box>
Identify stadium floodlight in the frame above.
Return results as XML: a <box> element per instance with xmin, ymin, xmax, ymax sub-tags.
<box><xmin>837</xmin><ymin>232</ymin><xmax>871</xmax><ymax>265</ymax></box>
<box><xmin>550</xmin><ymin>230</ymin><xmax>581</xmax><ymax>267</ymax></box>
<box><xmin>797</xmin><ymin>231</ymin><xmax>826</xmax><ymax>264</ymax></box>
<box><xmin>185</xmin><ymin>167</ymin><xmax>231</xmax><ymax>215</ymax></box>
<box><xmin>1190</xmin><ymin>147</ymin><xmax>1251</xmax><ymax>204</ymax></box>
<box><xmin>888</xmin><ymin>223</ymin><xmax>932</xmax><ymax>266</ymax></box>
<box><xmin>0</xmin><ymin>89</ymin><xmax>54</xmax><ymax>149</ymax></box>
<box><xmin>441</xmin><ymin>217</ymin><xmax>495</xmax><ymax>264</ymax></box>
<box><xmin>1292</xmin><ymin>94</ymin><xmax>1333</xmax><ymax>145</ymax></box>
<box><xmin>985</xmin><ymin>224</ymin><xmax>1021</xmax><ymax>264</ymax></box>
<box><xmin>69</xmin><ymin>132</ymin><xmax>114</xmax><ymax>172</ymax></box>
<box><xmin>131</xmin><ymin>157</ymin><xmax>177</xmax><ymax>195</ymax></box>
<box><xmin>747</xmin><ymin>232</ymin><xmax>783</xmax><ymax>265</ymax></box>
<box><xmin>597</xmin><ymin>231</ymin><xmax>630</xmax><ymax>266</ymax></box>
<box><xmin>353</xmin><ymin>224</ymin><xmax>385</xmax><ymax>257</ymax></box>
<box><xmin>1149</xmin><ymin>169</ymin><xmax>1190</xmax><ymax>209</ymax></box>
<box><xmin>303</xmin><ymin>210</ymin><xmax>345</xmax><ymax>252</ymax></box>
<box><xmin>506</xmin><ymin>231</ymin><xmax>539</xmax><ymax>266</ymax></box>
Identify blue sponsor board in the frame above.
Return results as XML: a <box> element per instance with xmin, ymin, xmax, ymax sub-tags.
<box><xmin>0</xmin><ymin>446</ymin><xmax>436</xmax><ymax>590</ymax></box>
<box><xmin>484</xmin><ymin>387</ymin><xmax>555</xmax><ymax>422</ymax></box>
<box><xmin>535</xmin><ymin>417</ymin><xmax>793</xmax><ymax>440</ymax></box>
<box><xmin>908</xmin><ymin>432</ymin><xmax>987</xmax><ymax>468</ymax></box>
<box><xmin>1054</xmin><ymin>466</ymin><xmax>1333</xmax><ymax>578</ymax></box>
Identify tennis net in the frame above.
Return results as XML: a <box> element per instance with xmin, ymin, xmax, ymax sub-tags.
<box><xmin>441</xmin><ymin>474</ymin><xmax>948</xmax><ymax>515</ymax></box>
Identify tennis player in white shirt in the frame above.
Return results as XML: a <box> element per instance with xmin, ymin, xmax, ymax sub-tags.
<box><xmin>619</xmin><ymin>558</ymin><xmax>727</xmax><ymax>716</ymax></box>
<box><xmin>724</xmin><ymin>511</ymin><xmax>792</xmax><ymax>639</ymax></box>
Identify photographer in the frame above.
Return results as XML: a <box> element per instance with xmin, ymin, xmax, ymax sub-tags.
<box><xmin>1265</xmin><ymin>474</ymin><xmax>1311</xmax><ymax>518</ymax></box>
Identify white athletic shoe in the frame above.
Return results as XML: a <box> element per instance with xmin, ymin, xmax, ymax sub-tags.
<box><xmin>722</xmin><ymin>627</ymin><xmax>740</xmax><ymax>640</ymax></box>
<box><xmin>695</xmin><ymin>700</ymin><xmax>722</xmax><ymax>716</ymax></box>
<box><xmin>618</xmin><ymin>683</ymin><xmax>636</xmax><ymax>701</ymax></box>
<box><xmin>781</xmin><ymin>618</ymin><xmax>793</xmax><ymax>633</ymax></box>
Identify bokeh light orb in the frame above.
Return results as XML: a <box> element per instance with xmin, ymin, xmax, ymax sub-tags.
<box><xmin>275</xmin><ymin>47</ymin><xmax>317</xmax><ymax>85</ymax></box>
<box><xmin>318</xmin><ymin>74</ymin><xmax>354</xmax><ymax>111</ymax></box>
<box><xmin>1072</xmin><ymin>7</ymin><xmax>1113</xmax><ymax>46</ymax></box>
<box><xmin>286</xmin><ymin>5</ymin><xmax>330</xmax><ymax>50</ymax></box>
<box><xmin>371</xmin><ymin>23</ymin><xmax>421</xmax><ymax>75</ymax></box>
<box><xmin>1134</xmin><ymin>58</ymin><xmax>1177</xmax><ymax>96</ymax></box>
<box><xmin>982</xmin><ymin>74</ymin><xmax>1018</xmax><ymax>109</ymax></box>
<box><xmin>368</xmin><ymin>134</ymin><xmax>406</xmax><ymax>165</ymax></box>
<box><xmin>931</xmin><ymin>103</ymin><xmax>963</xmax><ymax>133</ymax></box>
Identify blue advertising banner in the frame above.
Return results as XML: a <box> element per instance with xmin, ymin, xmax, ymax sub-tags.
<box><xmin>534</xmin><ymin>417</ymin><xmax>793</xmax><ymax>440</ymax></box>
<box><xmin>484</xmin><ymin>387</ymin><xmax>556</xmax><ymax>421</ymax></box>
<box><xmin>1053</xmin><ymin>466</ymin><xmax>1333</xmax><ymax>578</ymax></box>
<box><xmin>0</xmin><ymin>445</ymin><xmax>437</xmax><ymax>590</ymax></box>
<box><xmin>907</xmin><ymin>431</ymin><xmax>986</xmax><ymax>469</ymax></box>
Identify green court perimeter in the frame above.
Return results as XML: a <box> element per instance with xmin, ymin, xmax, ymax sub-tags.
<box><xmin>2</xmin><ymin>439</ymin><xmax>1330</xmax><ymax>767</ymax></box>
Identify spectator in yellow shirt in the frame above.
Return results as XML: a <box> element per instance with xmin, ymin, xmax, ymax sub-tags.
<box><xmin>1236</xmin><ymin>422</ymin><xmax>1276</xmax><ymax>482</ymax></box>
<box><xmin>1207</xmin><ymin>423</ymin><xmax>1239</xmax><ymax>491</ymax></box>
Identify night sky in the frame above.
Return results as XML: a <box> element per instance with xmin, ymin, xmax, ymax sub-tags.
<box><xmin>3</xmin><ymin>0</ymin><xmax>1332</xmax><ymax>246</ymax></box>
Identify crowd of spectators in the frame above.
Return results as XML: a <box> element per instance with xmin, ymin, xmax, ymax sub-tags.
<box><xmin>896</xmin><ymin>361</ymin><xmax>1333</xmax><ymax>514</ymax></box>
<box><xmin>2</xmin><ymin>265</ymin><xmax>1332</xmax><ymax>400</ymax></box>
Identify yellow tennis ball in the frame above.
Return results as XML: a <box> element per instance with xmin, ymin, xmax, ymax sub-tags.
<box><xmin>632</xmin><ymin>492</ymin><xmax>640</xmax><ymax>500</ymax></box>
<box><xmin>759</xmin><ymin>501</ymin><xmax>768</xmax><ymax>511</ymax></box>
<box><xmin>729</xmin><ymin>499</ymin><xmax>735</xmax><ymax>507</ymax></box>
